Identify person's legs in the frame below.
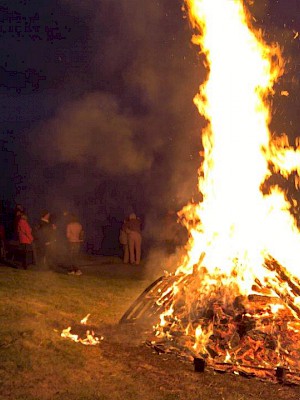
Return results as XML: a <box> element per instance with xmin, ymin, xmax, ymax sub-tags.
<box><xmin>135</xmin><ymin>233</ymin><xmax>142</xmax><ymax>265</ymax></box>
<box><xmin>68</xmin><ymin>242</ymin><xmax>75</xmax><ymax>268</ymax></box>
<box><xmin>72</xmin><ymin>242</ymin><xmax>80</xmax><ymax>264</ymax></box>
<box><xmin>21</xmin><ymin>244</ymin><xmax>27</xmax><ymax>269</ymax></box>
<box><xmin>32</xmin><ymin>242</ymin><xmax>37</xmax><ymax>265</ymax></box>
<box><xmin>129</xmin><ymin>231</ymin><xmax>142</xmax><ymax>264</ymax></box>
<box><xmin>45</xmin><ymin>243</ymin><xmax>54</xmax><ymax>269</ymax></box>
<box><xmin>0</xmin><ymin>239</ymin><xmax>6</xmax><ymax>259</ymax></box>
<box><xmin>35</xmin><ymin>244</ymin><xmax>47</xmax><ymax>269</ymax></box>
<box><xmin>68</xmin><ymin>242</ymin><xmax>82</xmax><ymax>274</ymax></box>
<box><xmin>128</xmin><ymin>233</ymin><xmax>135</xmax><ymax>264</ymax></box>
<box><xmin>123</xmin><ymin>244</ymin><xmax>129</xmax><ymax>263</ymax></box>
<box><xmin>20</xmin><ymin>244</ymin><xmax>33</xmax><ymax>269</ymax></box>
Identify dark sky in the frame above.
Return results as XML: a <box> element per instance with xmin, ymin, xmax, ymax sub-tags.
<box><xmin>0</xmin><ymin>0</ymin><xmax>299</xmax><ymax>231</ymax></box>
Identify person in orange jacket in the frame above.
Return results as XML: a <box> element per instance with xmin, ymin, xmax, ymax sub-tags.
<box><xmin>17</xmin><ymin>213</ymin><xmax>34</xmax><ymax>269</ymax></box>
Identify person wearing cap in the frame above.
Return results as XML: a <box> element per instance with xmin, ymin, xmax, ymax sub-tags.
<box><xmin>125</xmin><ymin>213</ymin><xmax>142</xmax><ymax>265</ymax></box>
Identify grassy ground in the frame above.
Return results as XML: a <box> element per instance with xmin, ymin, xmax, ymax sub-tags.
<box><xmin>0</xmin><ymin>258</ymin><xmax>300</xmax><ymax>400</ymax></box>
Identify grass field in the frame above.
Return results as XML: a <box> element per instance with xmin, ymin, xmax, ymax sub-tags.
<box><xmin>0</xmin><ymin>261</ymin><xmax>153</xmax><ymax>400</ymax></box>
<box><xmin>1</xmin><ymin>260</ymin><xmax>300</xmax><ymax>400</ymax></box>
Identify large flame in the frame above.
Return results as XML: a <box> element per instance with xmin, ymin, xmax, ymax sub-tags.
<box><xmin>177</xmin><ymin>0</ymin><xmax>299</xmax><ymax>292</ymax></box>
<box><xmin>156</xmin><ymin>0</ymin><xmax>300</xmax><ymax>373</ymax></box>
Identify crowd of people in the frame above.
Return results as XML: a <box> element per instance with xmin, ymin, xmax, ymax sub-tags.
<box><xmin>0</xmin><ymin>202</ymin><xmax>144</xmax><ymax>272</ymax></box>
<box><xmin>0</xmin><ymin>204</ymin><xmax>85</xmax><ymax>274</ymax></box>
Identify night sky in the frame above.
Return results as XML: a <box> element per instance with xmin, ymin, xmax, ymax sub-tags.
<box><xmin>0</xmin><ymin>0</ymin><xmax>299</xmax><ymax>243</ymax></box>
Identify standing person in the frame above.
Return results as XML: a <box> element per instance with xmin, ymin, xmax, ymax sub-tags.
<box><xmin>126</xmin><ymin>213</ymin><xmax>142</xmax><ymax>265</ymax></box>
<box><xmin>66</xmin><ymin>214</ymin><xmax>83</xmax><ymax>275</ymax></box>
<box><xmin>54</xmin><ymin>210</ymin><xmax>70</xmax><ymax>265</ymax></box>
<box><xmin>34</xmin><ymin>210</ymin><xmax>55</xmax><ymax>269</ymax></box>
<box><xmin>17</xmin><ymin>214</ymin><xmax>34</xmax><ymax>269</ymax></box>
<box><xmin>119</xmin><ymin>218</ymin><xmax>129</xmax><ymax>264</ymax></box>
<box><xmin>13</xmin><ymin>204</ymin><xmax>24</xmax><ymax>240</ymax></box>
<box><xmin>0</xmin><ymin>218</ymin><xmax>6</xmax><ymax>259</ymax></box>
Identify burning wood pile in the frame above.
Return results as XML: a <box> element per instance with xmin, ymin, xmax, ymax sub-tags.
<box><xmin>148</xmin><ymin>256</ymin><xmax>300</xmax><ymax>385</ymax></box>
<box><xmin>141</xmin><ymin>0</ymin><xmax>300</xmax><ymax>385</ymax></box>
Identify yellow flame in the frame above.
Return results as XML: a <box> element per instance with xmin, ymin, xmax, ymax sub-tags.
<box><xmin>269</xmin><ymin>304</ymin><xmax>284</xmax><ymax>314</ymax></box>
<box><xmin>80</xmin><ymin>313</ymin><xmax>91</xmax><ymax>325</ymax></box>
<box><xmin>176</xmin><ymin>0</ymin><xmax>300</xmax><ymax>292</ymax></box>
<box><xmin>156</xmin><ymin>0</ymin><xmax>300</xmax><ymax>368</ymax></box>
<box><xmin>61</xmin><ymin>327</ymin><xmax>79</xmax><ymax>342</ymax></box>
<box><xmin>193</xmin><ymin>322</ymin><xmax>214</xmax><ymax>353</ymax></box>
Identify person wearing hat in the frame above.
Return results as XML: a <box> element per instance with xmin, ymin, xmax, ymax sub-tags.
<box><xmin>125</xmin><ymin>213</ymin><xmax>142</xmax><ymax>265</ymax></box>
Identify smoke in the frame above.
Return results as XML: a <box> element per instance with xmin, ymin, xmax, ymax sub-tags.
<box><xmin>4</xmin><ymin>0</ymin><xmax>298</xmax><ymax>255</ymax></box>
<box><xmin>33</xmin><ymin>92</ymin><xmax>154</xmax><ymax>175</ymax></box>
<box><xmin>26</xmin><ymin>0</ymin><xmax>202</xmax><ymax>219</ymax></box>
<box><xmin>143</xmin><ymin>247</ymin><xmax>185</xmax><ymax>280</ymax></box>
<box><xmin>21</xmin><ymin>0</ymin><xmax>299</xmax><ymax>252</ymax></box>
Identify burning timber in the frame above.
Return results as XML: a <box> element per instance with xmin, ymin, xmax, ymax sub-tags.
<box><xmin>120</xmin><ymin>257</ymin><xmax>300</xmax><ymax>385</ymax></box>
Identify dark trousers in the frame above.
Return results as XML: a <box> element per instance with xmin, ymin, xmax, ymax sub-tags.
<box><xmin>69</xmin><ymin>242</ymin><xmax>81</xmax><ymax>265</ymax></box>
<box><xmin>0</xmin><ymin>240</ymin><xmax>6</xmax><ymax>259</ymax></box>
<box><xmin>35</xmin><ymin>243</ymin><xmax>50</xmax><ymax>269</ymax></box>
<box><xmin>20</xmin><ymin>243</ymin><xmax>33</xmax><ymax>269</ymax></box>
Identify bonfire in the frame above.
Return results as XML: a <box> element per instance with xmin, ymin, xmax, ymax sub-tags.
<box><xmin>152</xmin><ymin>0</ymin><xmax>300</xmax><ymax>384</ymax></box>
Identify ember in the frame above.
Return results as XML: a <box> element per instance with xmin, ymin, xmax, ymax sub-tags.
<box><xmin>149</xmin><ymin>0</ymin><xmax>300</xmax><ymax>385</ymax></box>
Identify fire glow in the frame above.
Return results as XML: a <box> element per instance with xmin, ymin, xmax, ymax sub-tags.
<box><xmin>154</xmin><ymin>0</ymin><xmax>300</xmax><ymax>382</ymax></box>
